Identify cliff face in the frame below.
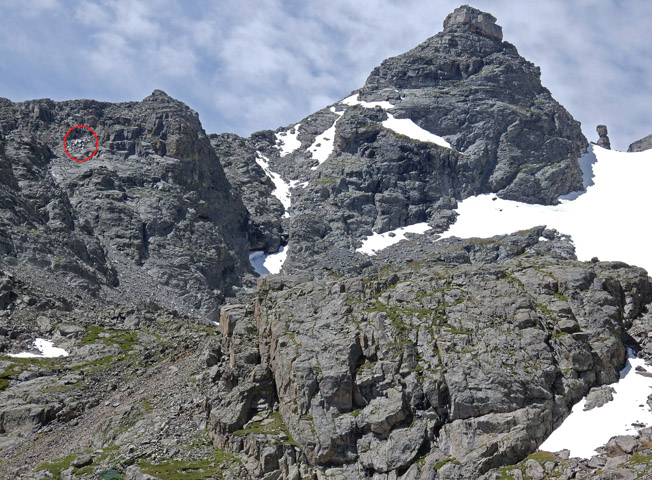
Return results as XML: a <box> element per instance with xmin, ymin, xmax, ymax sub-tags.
<box><xmin>214</xmin><ymin>5</ymin><xmax>586</xmax><ymax>276</ymax></box>
<box><xmin>0</xmin><ymin>90</ymin><xmax>251</xmax><ymax>321</ymax></box>
<box><xmin>1</xmin><ymin>5</ymin><xmax>651</xmax><ymax>480</ymax></box>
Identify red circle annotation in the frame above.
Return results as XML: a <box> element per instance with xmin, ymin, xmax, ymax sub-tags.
<box><xmin>63</xmin><ymin>125</ymin><xmax>99</xmax><ymax>162</ymax></box>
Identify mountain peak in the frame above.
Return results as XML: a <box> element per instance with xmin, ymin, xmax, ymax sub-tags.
<box><xmin>443</xmin><ymin>5</ymin><xmax>503</xmax><ymax>41</ymax></box>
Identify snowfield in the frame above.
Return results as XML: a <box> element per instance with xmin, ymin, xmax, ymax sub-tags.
<box><xmin>9</xmin><ymin>338</ymin><xmax>69</xmax><ymax>358</ymax></box>
<box><xmin>249</xmin><ymin>246</ymin><xmax>288</xmax><ymax>275</ymax></box>
<box><xmin>439</xmin><ymin>146</ymin><xmax>652</xmax><ymax>274</ymax></box>
<box><xmin>275</xmin><ymin>123</ymin><xmax>302</xmax><ymax>157</ymax></box>
<box><xmin>382</xmin><ymin>113</ymin><xmax>452</xmax><ymax>149</ymax></box>
<box><xmin>437</xmin><ymin>144</ymin><xmax>652</xmax><ymax>458</ymax></box>
<box><xmin>341</xmin><ymin>93</ymin><xmax>395</xmax><ymax>109</ymax></box>
<box><xmin>309</xmin><ymin>110</ymin><xmax>344</xmax><ymax>169</ymax></box>
<box><xmin>255</xmin><ymin>152</ymin><xmax>298</xmax><ymax>218</ymax></box>
<box><xmin>357</xmin><ymin>223</ymin><xmax>432</xmax><ymax>256</ymax></box>
<box><xmin>540</xmin><ymin>350</ymin><xmax>652</xmax><ymax>458</ymax></box>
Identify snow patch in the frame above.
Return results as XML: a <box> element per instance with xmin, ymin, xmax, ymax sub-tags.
<box><xmin>309</xmin><ymin>111</ymin><xmax>344</xmax><ymax>170</ymax></box>
<box><xmin>438</xmin><ymin>146</ymin><xmax>652</xmax><ymax>274</ymax></box>
<box><xmin>249</xmin><ymin>246</ymin><xmax>288</xmax><ymax>275</ymax></box>
<box><xmin>357</xmin><ymin>223</ymin><xmax>432</xmax><ymax>256</ymax></box>
<box><xmin>275</xmin><ymin>123</ymin><xmax>302</xmax><ymax>157</ymax></box>
<box><xmin>540</xmin><ymin>349</ymin><xmax>652</xmax><ymax>458</ymax></box>
<box><xmin>382</xmin><ymin>114</ymin><xmax>452</xmax><ymax>149</ymax></box>
<box><xmin>255</xmin><ymin>152</ymin><xmax>296</xmax><ymax>218</ymax></box>
<box><xmin>9</xmin><ymin>338</ymin><xmax>69</xmax><ymax>358</ymax></box>
<box><xmin>341</xmin><ymin>94</ymin><xmax>395</xmax><ymax>110</ymax></box>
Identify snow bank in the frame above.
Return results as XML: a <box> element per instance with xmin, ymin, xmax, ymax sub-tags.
<box><xmin>309</xmin><ymin>111</ymin><xmax>344</xmax><ymax>169</ymax></box>
<box><xmin>255</xmin><ymin>153</ymin><xmax>297</xmax><ymax>218</ymax></box>
<box><xmin>357</xmin><ymin>223</ymin><xmax>432</xmax><ymax>256</ymax></box>
<box><xmin>249</xmin><ymin>246</ymin><xmax>288</xmax><ymax>275</ymax></box>
<box><xmin>9</xmin><ymin>338</ymin><xmax>69</xmax><ymax>358</ymax></box>
<box><xmin>382</xmin><ymin>114</ymin><xmax>451</xmax><ymax>149</ymax></box>
<box><xmin>275</xmin><ymin>124</ymin><xmax>302</xmax><ymax>157</ymax></box>
<box><xmin>540</xmin><ymin>349</ymin><xmax>652</xmax><ymax>458</ymax></box>
<box><xmin>341</xmin><ymin>94</ymin><xmax>395</xmax><ymax>110</ymax></box>
<box><xmin>439</xmin><ymin>146</ymin><xmax>652</xmax><ymax>274</ymax></box>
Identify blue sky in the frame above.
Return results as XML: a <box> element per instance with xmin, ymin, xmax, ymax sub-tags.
<box><xmin>1</xmin><ymin>0</ymin><xmax>651</xmax><ymax>150</ymax></box>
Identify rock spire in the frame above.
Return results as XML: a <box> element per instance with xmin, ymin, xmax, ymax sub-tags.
<box><xmin>596</xmin><ymin>124</ymin><xmax>611</xmax><ymax>149</ymax></box>
<box><xmin>443</xmin><ymin>4</ymin><xmax>503</xmax><ymax>40</ymax></box>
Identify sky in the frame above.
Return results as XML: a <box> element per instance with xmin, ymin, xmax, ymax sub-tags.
<box><xmin>1</xmin><ymin>0</ymin><xmax>651</xmax><ymax>151</ymax></box>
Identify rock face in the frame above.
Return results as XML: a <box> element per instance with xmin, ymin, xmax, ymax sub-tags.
<box><xmin>628</xmin><ymin>133</ymin><xmax>652</xmax><ymax>152</ymax></box>
<box><xmin>0</xmin><ymin>90</ymin><xmax>252</xmax><ymax>321</ymax></box>
<box><xmin>358</xmin><ymin>4</ymin><xmax>585</xmax><ymax>204</ymax></box>
<box><xmin>223</xmin><ymin>4</ymin><xmax>587</xmax><ymax>275</ymax></box>
<box><xmin>239</xmin><ymin>246</ymin><xmax>651</xmax><ymax>479</ymax></box>
<box><xmin>1</xmin><ymin>5</ymin><xmax>650</xmax><ymax>480</ymax></box>
<box><xmin>596</xmin><ymin>124</ymin><xmax>611</xmax><ymax>149</ymax></box>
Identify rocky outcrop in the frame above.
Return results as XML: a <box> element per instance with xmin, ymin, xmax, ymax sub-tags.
<box><xmin>202</xmin><ymin>230</ymin><xmax>652</xmax><ymax>479</ymax></box>
<box><xmin>0</xmin><ymin>90</ymin><xmax>252</xmax><ymax>321</ymax></box>
<box><xmin>1</xmin><ymin>5</ymin><xmax>650</xmax><ymax>480</ymax></box>
<box><xmin>596</xmin><ymin>124</ymin><xmax>611</xmax><ymax>149</ymax></box>
<box><xmin>481</xmin><ymin>428</ymin><xmax>652</xmax><ymax>479</ymax></box>
<box><xmin>628</xmin><ymin>133</ymin><xmax>652</xmax><ymax>152</ymax></box>
<box><xmin>358</xmin><ymin>4</ymin><xmax>585</xmax><ymax>204</ymax></box>
<box><xmin>209</xmin><ymin>132</ymin><xmax>285</xmax><ymax>254</ymax></box>
<box><xmin>235</xmin><ymin>4</ymin><xmax>587</xmax><ymax>276</ymax></box>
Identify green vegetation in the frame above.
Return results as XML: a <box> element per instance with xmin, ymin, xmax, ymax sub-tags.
<box><xmin>38</xmin><ymin>446</ymin><xmax>122</xmax><ymax>478</ymax></box>
<box><xmin>138</xmin><ymin>451</ymin><xmax>240</xmax><ymax>480</ymax></box>
<box><xmin>629</xmin><ymin>453</ymin><xmax>652</xmax><ymax>464</ymax></box>
<box><xmin>0</xmin><ymin>355</ymin><xmax>66</xmax><ymax>391</ymax></box>
<box><xmin>233</xmin><ymin>412</ymin><xmax>299</xmax><ymax>447</ymax></box>
<box><xmin>38</xmin><ymin>454</ymin><xmax>77</xmax><ymax>477</ymax></box>
<box><xmin>525</xmin><ymin>451</ymin><xmax>558</xmax><ymax>464</ymax></box>
<box><xmin>80</xmin><ymin>325</ymin><xmax>140</xmax><ymax>353</ymax></box>
<box><xmin>99</xmin><ymin>468</ymin><xmax>124</xmax><ymax>479</ymax></box>
<box><xmin>314</xmin><ymin>175</ymin><xmax>337</xmax><ymax>185</ymax></box>
<box><xmin>433</xmin><ymin>457</ymin><xmax>460</xmax><ymax>470</ymax></box>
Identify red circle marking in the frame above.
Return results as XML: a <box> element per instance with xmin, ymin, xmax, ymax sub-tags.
<box><xmin>63</xmin><ymin>125</ymin><xmax>99</xmax><ymax>162</ymax></box>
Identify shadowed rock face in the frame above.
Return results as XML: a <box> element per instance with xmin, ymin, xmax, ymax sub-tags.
<box><xmin>0</xmin><ymin>90</ymin><xmax>251</xmax><ymax>320</ymax></box>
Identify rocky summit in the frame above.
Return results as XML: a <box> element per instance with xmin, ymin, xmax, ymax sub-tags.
<box><xmin>1</xmin><ymin>5</ymin><xmax>652</xmax><ymax>480</ymax></box>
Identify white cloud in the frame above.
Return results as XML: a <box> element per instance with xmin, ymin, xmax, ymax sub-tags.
<box><xmin>0</xmin><ymin>0</ymin><xmax>650</xmax><ymax>150</ymax></box>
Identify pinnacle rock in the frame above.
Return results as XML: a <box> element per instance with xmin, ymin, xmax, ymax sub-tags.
<box><xmin>628</xmin><ymin>132</ymin><xmax>652</xmax><ymax>152</ymax></box>
<box><xmin>596</xmin><ymin>124</ymin><xmax>611</xmax><ymax>149</ymax></box>
<box><xmin>443</xmin><ymin>5</ymin><xmax>503</xmax><ymax>41</ymax></box>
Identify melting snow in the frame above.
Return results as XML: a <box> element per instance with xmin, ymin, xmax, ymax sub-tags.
<box><xmin>341</xmin><ymin>94</ymin><xmax>395</xmax><ymax>110</ymax></box>
<box><xmin>9</xmin><ymin>338</ymin><xmax>69</xmax><ymax>358</ymax></box>
<box><xmin>357</xmin><ymin>223</ymin><xmax>432</xmax><ymax>256</ymax></box>
<box><xmin>275</xmin><ymin>124</ymin><xmax>302</xmax><ymax>157</ymax></box>
<box><xmin>309</xmin><ymin>111</ymin><xmax>344</xmax><ymax>170</ymax></box>
<box><xmin>438</xmin><ymin>145</ymin><xmax>652</xmax><ymax>273</ymax></box>
<box><xmin>439</xmin><ymin>144</ymin><xmax>652</xmax><ymax>456</ymax></box>
<box><xmin>249</xmin><ymin>246</ymin><xmax>288</xmax><ymax>275</ymax></box>
<box><xmin>540</xmin><ymin>349</ymin><xmax>652</xmax><ymax>458</ymax></box>
<box><xmin>255</xmin><ymin>152</ymin><xmax>297</xmax><ymax>218</ymax></box>
<box><xmin>382</xmin><ymin>114</ymin><xmax>452</xmax><ymax>149</ymax></box>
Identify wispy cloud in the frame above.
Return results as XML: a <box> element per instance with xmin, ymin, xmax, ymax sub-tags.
<box><xmin>0</xmin><ymin>0</ymin><xmax>650</xmax><ymax>150</ymax></box>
